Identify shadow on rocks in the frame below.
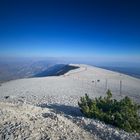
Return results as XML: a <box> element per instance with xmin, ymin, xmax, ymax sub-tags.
<box><xmin>39</xmin><ymin>103</ymin><xmax>83</xmax><ymax>117</ymax></box>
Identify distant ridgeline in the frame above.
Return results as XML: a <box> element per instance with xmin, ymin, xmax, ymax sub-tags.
<box><xmin>33</xmin><ymin>64</ymin><xmax>79</xmax><ymax>77</ymax></box>
<box><xmin>98</xmin><ymin>66</ymin><xmax>140</xmax><ymax>79</ymax></box>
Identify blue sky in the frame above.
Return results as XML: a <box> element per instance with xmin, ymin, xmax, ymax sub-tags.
<box><xmin>0</xmin><ymin>0</ymin><xmax>140</xmax><ymax>63</ymax></box>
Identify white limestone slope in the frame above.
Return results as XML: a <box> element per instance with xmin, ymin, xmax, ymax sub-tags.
<box><xmin>0</xmin><ymin>64</ymin><xmax>140</xmax><ymax>103</ymax></box>
<box><xmin>0</xmin><ymin>64</ymin><xmax>140</xmax><ymax>140</ymax></box>
<box><xmin>0</xmin><ymin>102</ymin><xmax>95</xmax><ymax>140</ymax></box>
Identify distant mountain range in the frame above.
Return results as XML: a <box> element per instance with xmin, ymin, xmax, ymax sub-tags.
<box><xmin>1</xmin><ymin>58</ymin><xmax>140</xmax><ymax>83</ymax></box>
<box><xmin>33</xmin><ymin>64</ymin><xmax>79</xmax><ymax>77</ymax></box>
<box><xmin>0</xmin><ymin>60</ymin><xmax>55</xmax><ymax>82</ymax></box>
<box><xmin>0</xmin><ymin>59</ymin><xmax>79</xmax><ymax>83</ymax></box>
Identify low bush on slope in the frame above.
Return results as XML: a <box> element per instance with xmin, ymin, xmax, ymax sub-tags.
<box><xmin>78</xmin><ymin>90</ymin><xmax>140</xmax><ymax>133</ymax></box>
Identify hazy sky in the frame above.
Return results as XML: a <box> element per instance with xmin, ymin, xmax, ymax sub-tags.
<box><xmin>0</xmin><ymin>0</ymin><xmax>140</xmax><ymax>63</ymax></box>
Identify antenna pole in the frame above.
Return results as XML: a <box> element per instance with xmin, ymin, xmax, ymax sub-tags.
<box><xmin>120</xmin><ymin>80</ymin><xmax>122</xmax><ymax>96</ymax></box>
<box><xmin>105</xmin><ymin>79</ymin><xmax>108</xmax><ymax>90</ymax></box>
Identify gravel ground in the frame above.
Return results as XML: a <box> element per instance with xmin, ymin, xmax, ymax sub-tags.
<box><xmin>0</xmin><ymin>64</ymin><xmax>140</xmax><ymax>140</ymax></box>
<box><xmin>0</xmin><ymin>102</ymin><xmax>95</xmax><ymax>140</ymax></box>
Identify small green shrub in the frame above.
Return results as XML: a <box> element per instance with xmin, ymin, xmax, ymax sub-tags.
<box><xmin>78</xmin><ymin>90</ymin><xmax>140</xmax><ymax>133</ymax></box>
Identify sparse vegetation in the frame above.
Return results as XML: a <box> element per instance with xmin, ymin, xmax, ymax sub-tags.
<box><xmin>78</xmin><ymin>90</ymin><xmax>140</xmax><ymax>133</ymax></box>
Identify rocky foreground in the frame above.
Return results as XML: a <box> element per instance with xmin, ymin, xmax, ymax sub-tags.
<box><xmin>0</xmin><ymin>64</ymin><xmax>140</xmax><ymax>140</ymax></box>
<box><xmin>0</xmin><ymin>102</ymin><xmax>95</xmax><ymax>140</ymax></box>
<box><xmin>0</xmin><ymin>96</ymin><xmax>140</xmax><ymax>140</ymax></box>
